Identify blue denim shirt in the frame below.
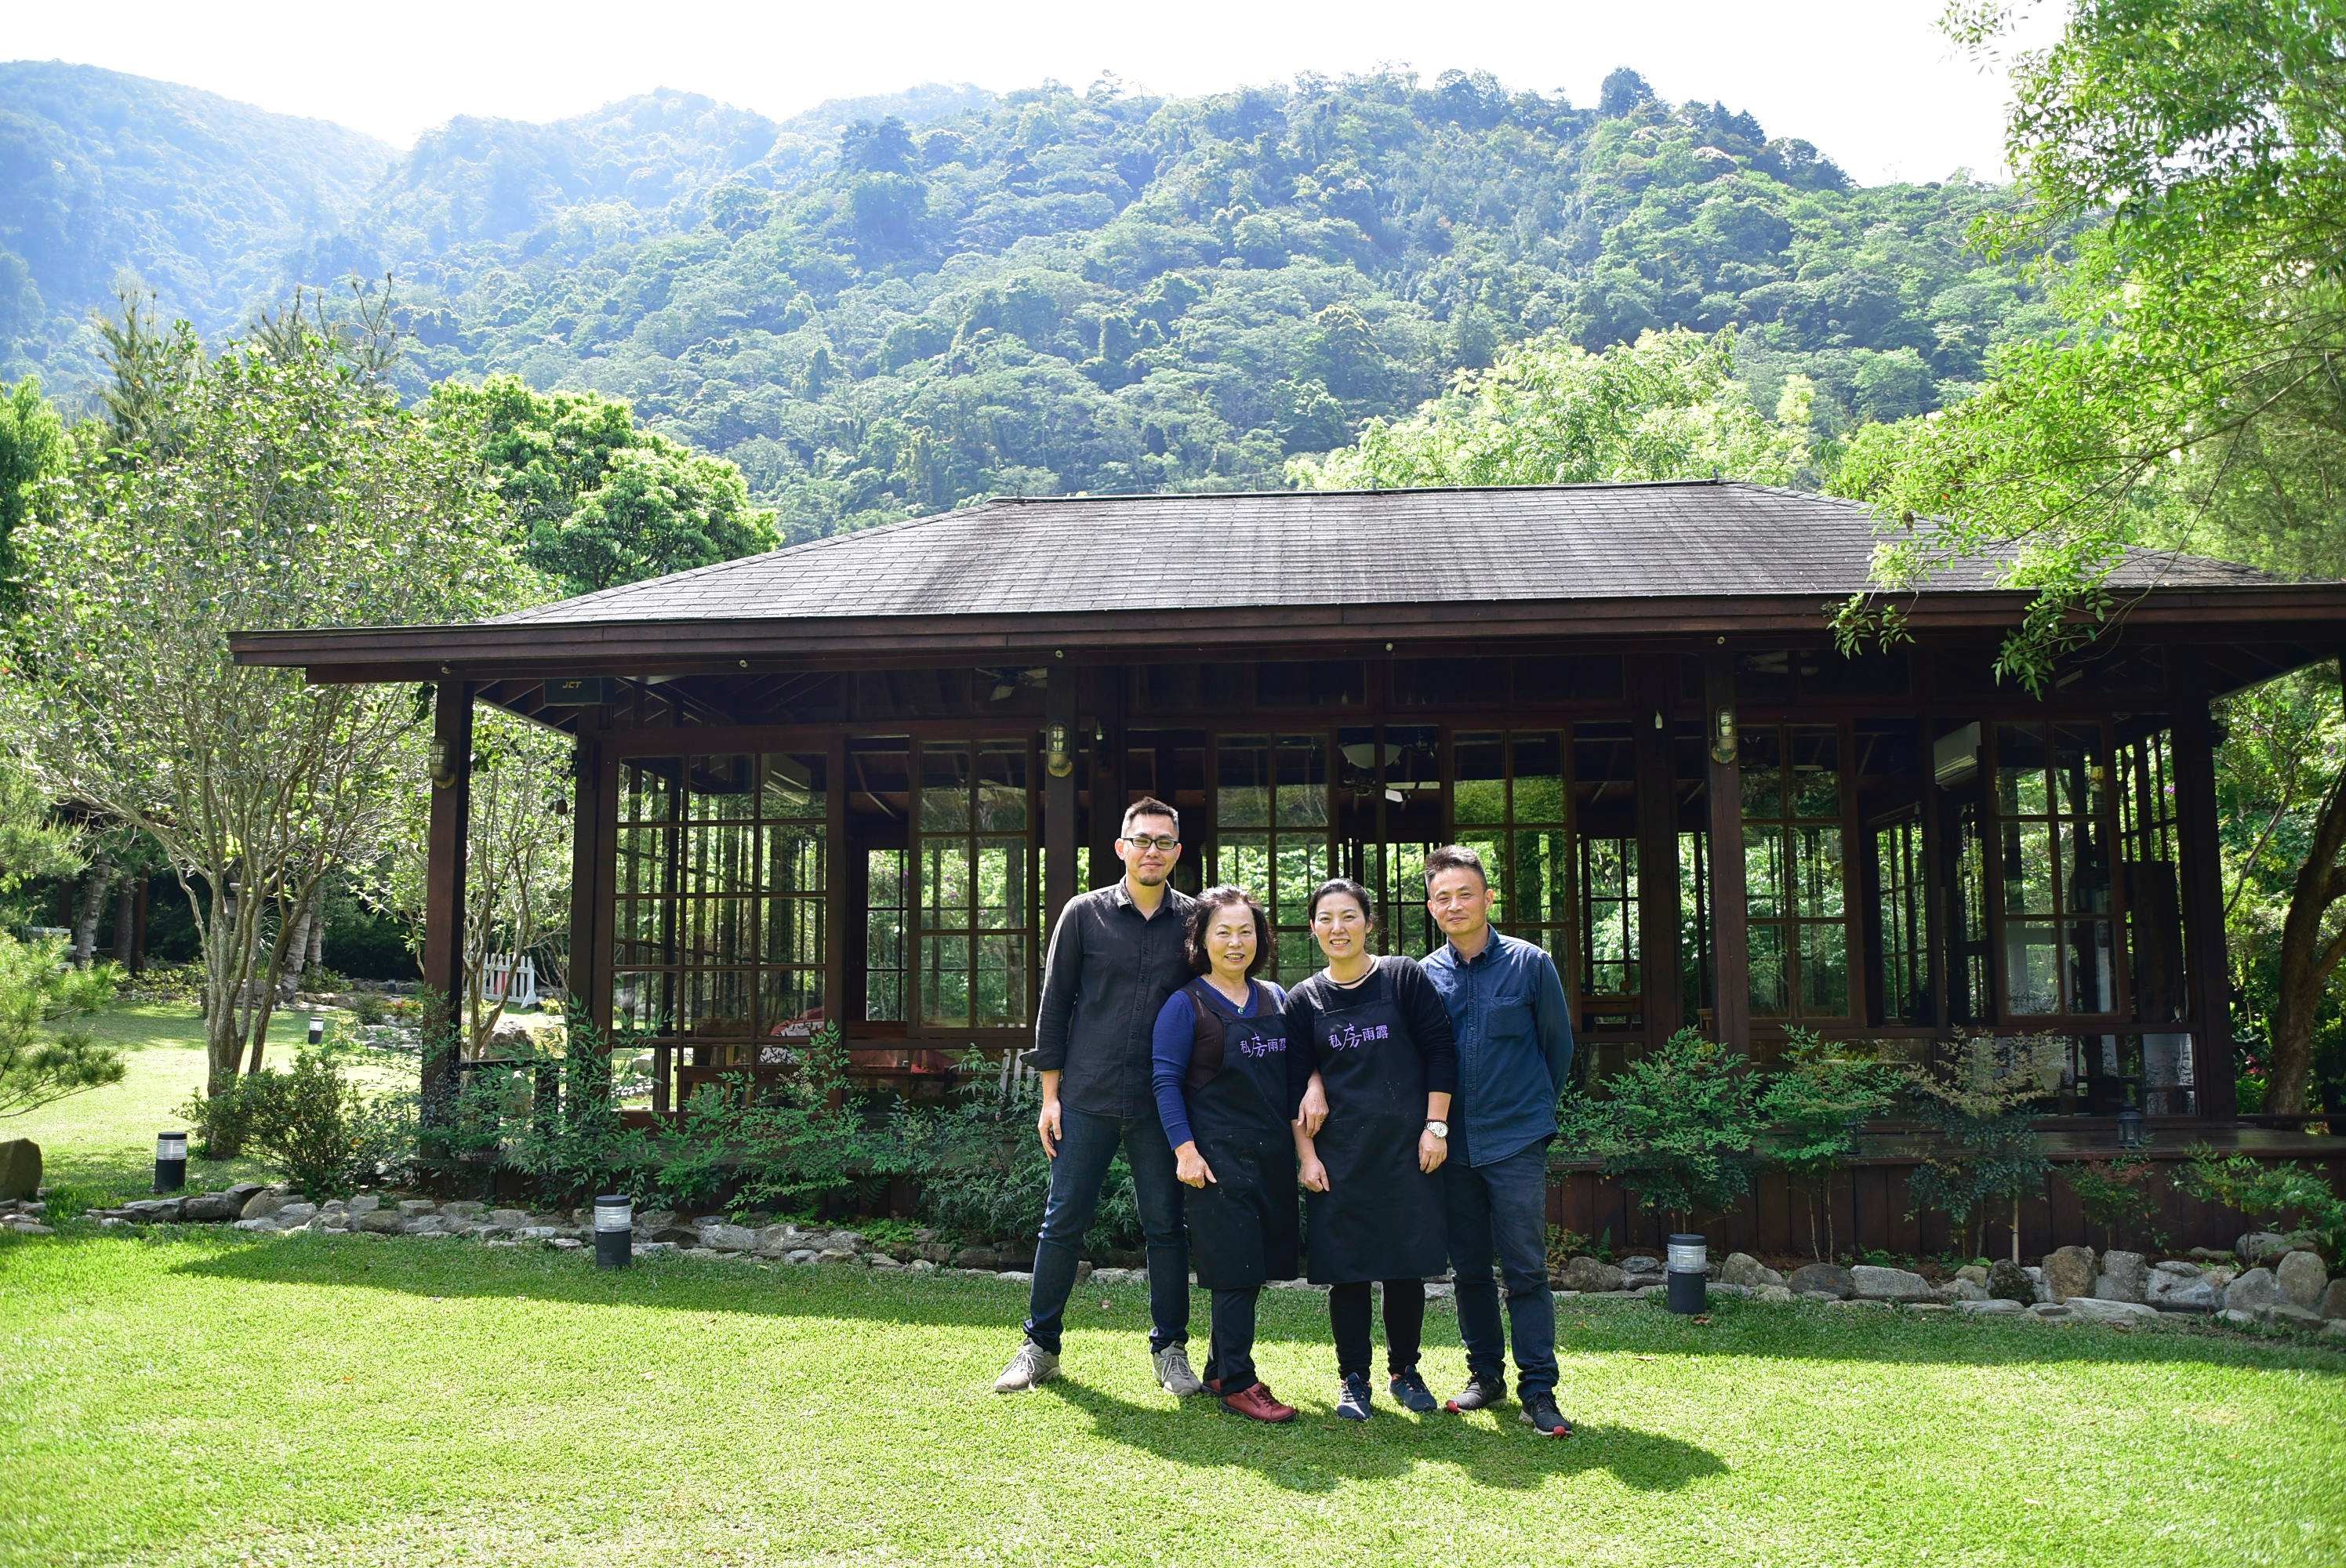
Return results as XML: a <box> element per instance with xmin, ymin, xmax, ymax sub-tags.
<box><xmin>1420</xmin><ymin>930</ymin><xmax>1574</xmax><ymax>1167</ymax></box>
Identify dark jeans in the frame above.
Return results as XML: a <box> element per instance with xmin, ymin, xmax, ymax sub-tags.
<box><xmin>1207</xmin><ymin>1287</ymin><xmax>1258</xmax><ymax>1391</ymax></box>
<box><xmin>1442</xmin><ymin>1138</ymin><xmax>1558</xmax><ymax>1397</ymax></box>
<box><xmin>1328</xmin><ymin>1279</ymin><xmax>1426</xmax><ymax>1380</ymax></box>
<box><xmin>1023</xmin><ymin>1105</ymin><xmax>1189</xmax><ymax>1356</ymax></box>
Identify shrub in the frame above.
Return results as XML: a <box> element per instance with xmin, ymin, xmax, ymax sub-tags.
<box><xmin>0</xmin><ymin>933</ymin><xmax>127</xmax><ymax>1118</ymax></box>
<box><xmin>896</xmin><ymin>1054</ymin><xmax>1142</xmax><ymax>1249</ymax></box>
<box><xmin>1560</xmin><ymin>1028</ymin><xmax>1760</xmax><ymax>1232</ymax></box>
<box><xmin>2177</xmin><ymin>1145</ymin><xmax>2346</xmax><ymax>1263</ymax></box>
<box><xmin>346</xmin><ymin>993</ymin><xmax>390</xmax><ymax>1027</ymax></box>
<box><xmin>2065</xmin><ymin>1154</ymin><xmax>2169</xmax><ymax>1252</ymax></box>
<box><xmin>1902</xmin><ymin>1033</ymin><xmax>2061</xmax><ymax>1263</ymax></box>
<box><xmin>1757</xmin><ymin>1029</ymin><xmax>1900</xmax><ymax>1260</ymax></box>
<box><xmin>187</xmin><ymin>1040</ymin><xmax>416</xmax><ymax>1198</ymax></box>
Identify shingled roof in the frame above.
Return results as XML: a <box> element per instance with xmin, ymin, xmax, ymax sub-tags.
<box><xmin>494</xmin><ymin>481</ymin><xmax>2282</xmax><ymax>629</ymax></box>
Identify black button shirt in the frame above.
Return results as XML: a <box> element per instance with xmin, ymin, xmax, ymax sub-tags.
<box><xmin>1030</xmin><ymin>880</ymin><xmax>1198</xmax><ymax>1120</ymax></box>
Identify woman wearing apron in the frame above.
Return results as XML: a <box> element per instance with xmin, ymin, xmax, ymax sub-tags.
<box><xmin>1151</xmin><ymin>886</ymin><xmax>1299</xmax><ymax>1423</ymax></box>
<box><xmin>1284</xmin><ymin>877</ymin><xmax>1457</xmax><ymax>1421</ymax></box>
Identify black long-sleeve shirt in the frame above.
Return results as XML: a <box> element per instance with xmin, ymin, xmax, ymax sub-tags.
<box><xmin>1030</xmin><ymin>880</ymin><xmax>1197</xmax><ymax>1120</ymax></box>
<box><xmin>1280</xmin><ymin>956</ymin><xmax>1460</xmax><ymax>1117</ymax></box>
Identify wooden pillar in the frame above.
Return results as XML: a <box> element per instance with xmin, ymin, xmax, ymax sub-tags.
<box><xmin>1044</xmin><ymin>663</ymin><xmax>1077</xmax><ymax>928</ymax></box>
<box><xmin>420</xmin><ymin>680</ymin><xmax>473</xmax><ymax>1123</ymax></box>
<box><xmin>823</xmin><ymin>731</ymin><xmax>848</xmax><ymax>1047</ymax></box>
<box><xmin>2169</xmin><ymin>651</ymin><xmax>2236</xmax><ymax>1119</ymax></box>
<box><xmin>1703</xmin><ymin>653</ymin><xmax>1750</xmax><ymax>1051</ymax></box>
<box><xmin>1636</xmin><ymin>670</ymin><xmax>1683</xmax><ymax>1044</ymax></box>
<box><xmin>565</xmin><ymin>720</ymin><xmax>609</xmax><ymax>1090</ymax></box>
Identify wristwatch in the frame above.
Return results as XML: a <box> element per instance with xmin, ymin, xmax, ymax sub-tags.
<box><xmin>1425</xmin><ymin>1120</ymin><xmax>1449</xmax><ymax>1139</ymax></box>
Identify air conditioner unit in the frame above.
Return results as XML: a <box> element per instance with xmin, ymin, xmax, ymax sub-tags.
<box><xmin>1933</xmin><ymin>722</ymin><xmax>1981</xmax><ymax>788</ymax></box>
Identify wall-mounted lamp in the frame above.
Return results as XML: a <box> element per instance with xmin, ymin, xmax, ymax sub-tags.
<box><xmin>429</xmin><ymin>738</ymin><xmax>459</xmax><ymax>790</ymax></box>
<box><xmin>1711</xmin><ymin>705</ymin><xmax>1738</xmax><ymax>766</ymax></box>
<box><xmin>1044</xmin><ymin>720</ymin><xmax>1075</xmax><ymax>779</ymax></box>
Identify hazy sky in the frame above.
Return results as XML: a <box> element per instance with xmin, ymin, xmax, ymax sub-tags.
<box><xmin>11</xmin><ymin>0</ymin><xmax>2065</xmax><ymax>186</ymax></box>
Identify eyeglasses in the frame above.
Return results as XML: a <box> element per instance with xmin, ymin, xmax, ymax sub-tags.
<box><xmin>1121</xmin><ymin>833</ymin><xmax>1179</xmax><ymax>852</ymax></box>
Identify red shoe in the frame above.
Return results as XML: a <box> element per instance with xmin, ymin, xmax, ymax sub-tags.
<box><xmin>1221</xmin><ymin>1382</ymin><xmax>1298</xmax><ymax>1423</ymax></box>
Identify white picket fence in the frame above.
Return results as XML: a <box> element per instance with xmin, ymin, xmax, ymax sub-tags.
<box><xmin>483</xmin><ymin>953</ymin><xmax>538</xmax><ymax>1010</ymax></box>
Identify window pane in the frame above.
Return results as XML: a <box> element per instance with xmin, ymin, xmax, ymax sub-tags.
<box><xmin>685</xmin><ymin>754</ymin><xmax>757</xmax><ymax>822</ymax></box>
<box><xmin>921</xmin><ymin>935</ymin><xmax>971</xmax><ymax>1025</ymax></box>
<box><xmin>1739</xmin><ymin>728</ymin><xmax>1783</xmax><ymax>819</ymax></box>
<box><xmin>921</xmin><ymin>743</ymin><xmax>971</xmax><ymax>831</ymax></box>
<box><xmin>1789</xmin><ymin>728</ymin><xmax>1841</xmax><ymax>818</ymax></box>
<box><xmin>1275</xmin><ymin>840</ymin><xmax>1330</xmax><ymax>926</ymax></box>
<box><xmin>2006</xmin><ymin>922</ymin><xmax>2062</xmax><ymax>1014</ymax></box>
<box><xmin>677</xmin><ymin>969</ymin><xmax>754</xmax><ymax>1035</ymax></box>
<box><xmin>1219</xmin><ymin>834</ymin><xmax>1270</xmax><ymax>904</ymax></box>
<box><xmin>977</xmin><ymin>935</ymin><xmax>1027</xmax><ymax>1025</ymax></box>
<box><xmin>975</xmin><ymin>837</ymin><xmax>1026</xmax><ymax>929</ymax></box>
<box><xmin>764</xmin><ymin>823</ymin><xmax>826</xmax><ymax>897</ymax></box>
<box><xmin>616</xmin><ymin>824</ymin><xmax>671</xmax><ymax>899</ymax></box>
<box><xmin>611</xmin><ymin>971</ymin><xmax>674</xmax><ymax>1035</ymax></box>
<box><xmin>1799</xmin><ymin>922</ymin><xmax>1848</xmax><ymax>1015</ymax></box>
<box><xmin>764</xmin><ymin>896</ymin><xmax>824</xmax><ymax>967</ymax></box>
<box><xmin>1745</xmin><ymin>827</ymin><xmax>1785</xmax><ymax>920</ymax></box>
<box><xmin>1274</xmin><ymin>735</ymin><xmax>1327</xmax><ymax>828</ymax></box>
<box><xmin>1510</xmin><ymin>830</ymin><xmax>1571</xmax><ymax>926</ymax></box>
<box><xmin>1795</xmin><ymin>826</ymin><xmax>1844</xmax><ymax>918</ymax></box>
<box><xmin>1510</xmin><ymin>733</ymin><xmax>1565</xmax><ymax>824</ymax></box>
<box><xmin>921</xmin><ymin>840</ymin><xmax>972</xmax><ymax>930</ymax></box>
<box><xmin>1453</xmin><ymin>733</ymin><xmax>1506</xmax><ymax>826</ymax></box>
<box><xmin>760</xmin><ymin>969</ymin><xmax>825</xmax><ymax>1039</ymax></box>
<box><xmin>2001</xmin><ymin>820</ymin><xmax>2055</xmax><ymax>916</ymax></box>
<box><xmin>2052</xmin><ymin>724</ymin><xmax>2107</xmax><ymax>817</ymax></box>
<box><xmin>620</xmin><ymin>758</ymin><xmax>677</xmax><ymax>823</ymax></box>
<box><xmin>1459</xmin><ymin>831</ymin><xmax>1506</xmax><ymax>913</ymax></box>
<box><xmin>680</xmin><ymin>822</ymin><xmax>757</xmax><ymax>896</ymax></box>
<box><xmin>976</xmin><ymin>741</ymin><xmax>1028</xmax><ymax>830</ymax></box>
<box><xmin>1749</xmin><ymin>924</ymin><xmax>1788</xmax><ymax>1017</ymax></box>
<box><xmin>2061</xmin><ymin>821</ymin><xmax>2113</xmax><ymax>914</ymax></box>
<box><xmin>760</xmin><ymin>752</ymin><xmax>827</xmax><ymax>822</ymax></box>
<box><xmin>2070</xmin><ymin>920</ymin><xmax>2118</xmax><ymax>1014</ymax></box>
<box><xmin>1996</xmin><ymin>724</ymin><xmax>2049</xmax><ymax>814</ymax></box>
<box><xmin>1218</xmin><ymin>738</ymin><xmax>1271</xmax><ymax>828</ymax></box>
<box><xmin>674</xmin><ymin>898</ymin><xmax>755</xmax><ymax>967</ymax></box>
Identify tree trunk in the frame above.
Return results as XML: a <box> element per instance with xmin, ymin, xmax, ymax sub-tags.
<box><xmin>71</xmin><ymin>858</ymin><xmax>111</xmax><ymax>967</ymax></box>
<box><xmin>2267</xmin><ymin>773</ymin><xmax>2346</xmax><ymax>1114</ymax></box>
<box><xmin>278</xmin><ymin>889</ymin><xmax>318</xmax><ymax>1002</ymax></box>
<box><xmin>114</xmin><ymin>875</ymin><xmax>138</xmax><ymax>968</ymax></box>
<box><xmin>307</xmin><ymin>901</ymin><xmax>325</xmax><ymax>972</ymax></box>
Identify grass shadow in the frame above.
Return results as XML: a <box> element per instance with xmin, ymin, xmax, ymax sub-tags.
<box><xmin>1036</xmin><ymin>1377</ymin><xmax>1727</xmax><ymax>1494</ymax></box>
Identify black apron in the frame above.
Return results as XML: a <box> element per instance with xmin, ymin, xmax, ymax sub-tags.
<box><xmin>1302</xmin><ymin>966</ymin><xmax>1449</xmax><ymax>1285</ymax></box>
<box><xmin>1182</xmin><ymin>980</ymin><xmax>1300</xmax><ymax>1290</ymax></box>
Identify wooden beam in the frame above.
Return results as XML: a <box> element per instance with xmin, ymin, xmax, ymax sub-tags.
<box><xmin>1703</xmin><ymin>653</ymin><xmax>1750</xmax><ymax>1051</ymax></box>
<box><xmin>1044</xmin><ymin>663</ymin><xmax>1077</xmax><ymax>929</ymax></box>
<box><xmin>2169</xmin><ymin>652</ymin><xmax>2237</xmax><ymax>1119</ymax></box>
<box><xmin>420</xmin><ymin>681</ymin><xmax>473</xmax><ymax>1126</ymax></box>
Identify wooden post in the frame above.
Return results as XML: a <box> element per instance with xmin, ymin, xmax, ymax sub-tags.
<box><xmin>1636</xmin><ymin>672</ymin><xmax>1683</xmax><ymax>1044</ymax></box>
<box><xmin>1044</xmin><ymin>663</ymin><xmax>1077</xmax><ymax>928</ymax></box>
<box><xmin>420</xmin><ymin>680</ymin><xmax>473</xmax><ymax>1125</ymax></box>
<box><xmin>565</xmin><ymin>720</ymin><xmax>608</xmax><ymax>1101</ymax></box>
<box><xmin>824</xmin><ymin>731</ymin><xmax>849</xmax><ymax>1048</ymax></box>
<box><xmin>1703</xmin><ymin>654</ymin><xmax>1750</xmax><ymax>1051</ymax></box>
<box><xmin>2169</xmin><ymin>651</ymin><xmax>2236</xmax><ymax>1119</ymax></box>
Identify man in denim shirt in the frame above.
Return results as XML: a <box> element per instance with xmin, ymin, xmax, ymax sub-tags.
<box><xmin>1419</xmin><ymin>843</ymin><xmax>1576</xmax><ymax>1438</ymax></box>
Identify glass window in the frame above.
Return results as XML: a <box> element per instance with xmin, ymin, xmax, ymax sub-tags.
<box><xmin>914</xmin><ymin>739</ymin><xmax>1034</xmax><ymax>1030</ymax></box>
<box><xmin>1212</xmin><ymin>734</ymin><xmax>1328</xmax><ymax>985</ymax></box>
<box><xmin>1993</xmin><ymin>723</ymin><xmax>2119</xmax><ymax>1017</ymax></box>
<box><xmin>1741</xmin><ymin>724</ymin><xmax>1851</xmax><ymax>1021</ymax></box>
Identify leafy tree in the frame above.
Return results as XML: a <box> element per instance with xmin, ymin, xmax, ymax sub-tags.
<box><xmin>5</xmin><ymin>311</ymin><xmax>528</xmax><ymax>1108</ymax></box>
<box><xmin>0</xmin><ymin>376</ymin><xmax>65</xmax><ymax>608</ymax></box>
<box><xmin>1756</xmin><ymin>1029</ymin><xmax>1900</xmax><ymax>1260</ymax></box>
<box><xmin>0</xmin><ymin>932</ymin><xmax>125</xmax><ymax>1118</ymax></box>
<box><xmin>0</xmin><ymin>751</ymin><xmax>81</xmax><ymax>925</ymax></box>
<box><xmin>1560</xmin><ymin>1028</ymin><xmax>1762</xmax><ymax>1232</ymax></box>
<box><xmin>1289</xmin><ymin>328</ymin><xmax>1811</xmax><ymax>489</ymax></box>
<box><xmin>427</xmin><ymin>376</ymin><xmax>777</xmax><ymax>596</ymax></box>
<box><xmin>2063</xmin><ymin>1155</ymin><xmax>2167</xmax><ymax>1253</ymax></box>
<box><xmin>1901</xmin><ymin>1033</ymin><xmax>2063</xmax><ymax>1263</ymax></box>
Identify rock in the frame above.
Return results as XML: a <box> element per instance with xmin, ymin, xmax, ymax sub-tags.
<box><xmin>1754</xmin><ymin>1284</ymin><xmax>1794</xmax><ymax>1304</ymax></box>
<box><xmin>1787</xmin><ymin>1262</ymin><xmax>1856</xmax><ymax>1299</ymax></box>
<box><xmin>0</xmin><ymin>1139</ymin><xmax>42</xmax><ymax>1200</ymax></box>
<box><xmin>180</xmin><ymin>1190</ymin><xmax>242</xmax><ymax>1221</ymax></box>
<box><xmin>699</xmin><ymin>1224</ymin><xmax>757</xmax><ymax>1253</ymax></box>
<box><xmin>2275</xmin><ymin>1250</ymin><xmax>2328</xmax><ymax>1310</ymax></box>
<box><xmin>2028</xmin><ymin>1303</ymin><xmax>2072</xmax><ymax>1319</ymax></box>
<box><xmin>233</xmin><ymin>1216</ymin><xmax>285</xmax><ymax>1232</ymax></box>
<box><xmin>952</xmin><ymin>1245</ymin><xmax>1008</xmax><ymax>1271</ymax></box>
<box><xmin>1850</xmin><ymin>1265</ymin><xmax>1936</xmax><ymax>1303</ymax></box>
<box><xmin>3</xmin><ymin>1218</ymin><xmax>53</xmax><ymax>1235</ymax></box>
<box><xmin>1619</xmin><ymin>1255</ymin><xmax>1664</xmax><ymax>1279</ymax></box>
<box><xmin>1955</xmin><ymin>1264</ymin><xmax>1990</xmax><ymax>1286</ymax></box>
<box><xmin>2040</xmin><ymin>1246</ymin><xmax>2097</xmax><ymax>1303</ymax></box>
<box><xmin>397</xmin><ymin>1199</ymin><xmax>438</xmax><ymax>1216</ymax></box>
<box><xmin>2268</xmin><ymin>1303</ymin><xmax>2325</xmax><ymax>1330</ymax></box>
<box><xmin>2024</xmin><ymin>1265</ymin><xmax>2052</xmax><ymax>1304</ymax></box>
<box><xmin>347</xmin><ymin>1194</ymin><xmax>382</xmax><ymax>1215</ymax></box>
<box><xmin>440</xmin><ymin>1201</ymin><xmax>486</xmax><ymax>1219</ymax></box>
<box><xmin>122</xmin><ymin>1198</ymin><xmax>182</xmax><ymax>1222</ymax></box>
<box><xmin>2224</xmin><ymin>1268</ymin><xmax>2282</xmax><ymax>1315</ymax></box>
<box><xmin>358</xmin><ymin>1210</ymin><xmax>405</xmax><ymax>1234</ymax></box>
<box><xmin>917</xmin><ymin>1241</ymin><xmax>951</xmax><ymax>1264</ymax></box>
<box><xmin>1833</xmin><ymin>1298</ymin><xmax>1892</xmax><ymax>1311</ymax></box>
<box><xmin>634</xmin><ymin>1209</ymin><xmax>677</xmax><ymax>1234</ymax></box>
<box><xmin>2147</xmin><ymin>1272</ymin><xmax>2220</xmax><ymax>1313</ymax></box>
<box><xmin>241</xmin><ymin>1190</ymin><xmax>290</xmax><ymax>1221</ymax></box>
<box><xmin>650</xmin><ymin>1225</ymin><xmax>700</xmax><ymax>1247</ymax></box>
<box><xmin>485</xmin><ymin>1207</ymin><xmax>530</xmax><ymax>1229</ymax></box>
<box><xmin>2094</xmin><ymin>1250</ymin><xmax>2149</xmax><ymax>1305</ymax></box>
<box><xmin>2217</xmin><ymin>1309</ymin><xmax>2261</xmax><ymax>1330</ymax></box>
<box><xmin>277</xmin><ymin>1203</ymin><xmax>317</xmax><ymax>1225</ymax></box>
<box><xmin>1948</xmin><ymin>1278</ymin><xmax>1988</xmax><ymax>1301</ymax></box>
<box><xmin>401</xmin><ymin>1215</ymin><xmax>446</xmax><ymax>1235</ymax></box>
<box><xmin>1986</xmin><ymin>1259</ymin><xmax>2034</xmax><ymax>1303</ymax></box>
<box><xmin>2319</xmin><ymin>1279</ymin><xmax>2346</xmax><ymax>1321</ymax></box>
<box><xmin>1717</xmin><ymin>1253</ymin><xmax>1784</xmax><ymax>1289</ymax></box>
<box><xmin>751</xmin><ymin>1225</ymin><xmax>800</xmax><ymax>1258</ymax></box>
<box><xmin>815</xmin><ymin>1247</ymin><xmax>862</xmax><ymax>1265</ymax></box>
<box><xmin>2238</xmin><ymin>1231</ymin><xmax>2293</xmax><ymax>1268</ymax></box>
<box><xmin>1559</xmin><ymin>1256</ymin><xmax>1626</xmax><ymax>1294</ymax></box>
<box><xmin>550</xmin><ymin>1237</ymin><xmax>583</xmax><ymax>1251</ymax></box>
<box><xmin>1959</xmin><ymin>1298</ymin><xmax>2025</xmax><ymax>1316</ymax></box>
<box><xmin>636</xmin><ymin>1242</ymin><xmax>676</xmax><ymax>1258</ymax></box>
<box><xmin>2188</xmin><ymin>1246</ymin><xmax>2234</xmax><ymax>1263</ymax></box>
<box><xmin>2066</xmin><ymin>1298</ymin><xmax>2157</xmax><ymax>1326</ymax></box>
<box><xmin>2204</xmin><ymin>1265</ymin><xmax>2237</xmax><ymax>1288</ymax></box>
<box><xmin>2152</xmin><ymin>1258</ymin><xmax>2202</xmax><ymax>1277</ymax></box>
<box><xmin>1909</xmin><ymin>1302</ymin><xmax>1952</xmax><ymax>1314</ymax></box>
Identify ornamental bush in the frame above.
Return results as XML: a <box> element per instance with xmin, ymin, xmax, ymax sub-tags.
<box><xmin>1560</xmin><ymin>1028</ymin><xmax>1761</xmax><ymax>1232</ymax></box>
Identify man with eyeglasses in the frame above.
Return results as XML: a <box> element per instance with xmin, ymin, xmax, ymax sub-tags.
<box><xmin>995</xmin><ymin>797</ymin><xmax>1205</xmax><ymax>1396</ymax></box>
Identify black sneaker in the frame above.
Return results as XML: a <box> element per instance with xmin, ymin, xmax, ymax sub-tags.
<box><xmin>1334</xmin><ymin>1372</ymin><xmax>1375</xmax><ymax>1421</ymax></box>
<box><xmin>1444</xmin><ymin>1375</ymin><xmax>1507</xmax><ymax>1414</ymax></box>
<box><xmin>1519</xmin><ymin>1391</ymin><xmax>1574</xmax><ymax>1438</ymax></box>
<box><xmin>1388</xmin><ymin>1370</ymin><xmax>1437</xmax><ymax>1413</ymax></box>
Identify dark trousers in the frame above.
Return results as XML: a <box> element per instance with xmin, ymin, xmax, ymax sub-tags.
<box><xmin>1442</xmin><ymin>1138</ymin><xmax>1558</xmax><ymax>1398</ymax></box>
<box><xmin>1207</xmin><ymin>1287</ymin><xmax>1258</xmax><ymax>1391</ymax></box>
<box><xmin>1023</xmin><ymin>1104</ymin><xmax>1189</xmax><ymax>1356</ymax></box>
<box><xmin>1328</xmin><ymin>1279</ymin><xmax>1426</xmax><ymax>1380</ymax></box>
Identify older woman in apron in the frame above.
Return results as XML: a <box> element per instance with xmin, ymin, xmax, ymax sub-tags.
<box><xmin>1284</xmin><ymin>877</ymin><xmax>1457</xmax><ymax>1421</ymax></box>
<box><xmin>1151</xmin><ymin>886</ymin><xmax>1301</xmax><ymax>1424</ymax></box>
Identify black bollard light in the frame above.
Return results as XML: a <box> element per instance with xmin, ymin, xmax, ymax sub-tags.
<box><xmin>1665</xmin><ymin>1232</ymin><xmax>1709</xmax><ymax>1315</ymax></box>
<box><xmin>308</xmin><ymin>1015</ymin><xmax>325</xmax><ymax>1047</ymax></box>
<box><xmin>594</xmin><ymin>1193</ymin><xmax>633</xmax><ymax>1269</ymax></box>
<box><xmin>154</xmin><ymin>1131</ymin><xmax>187</xmax><ymax>1192</ymax></box>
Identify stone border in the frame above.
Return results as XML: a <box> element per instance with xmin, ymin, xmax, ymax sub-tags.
<box><xmin>11</xmin><ymin>1189</ymin><xmax>2343</xmax><ymax>1345</ymax></box>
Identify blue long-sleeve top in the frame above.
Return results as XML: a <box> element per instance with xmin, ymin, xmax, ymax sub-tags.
<box><xmin>1151</xmin><ymin>978</ymin><xmax>1286</xmax><ymax>1150</ymax></box>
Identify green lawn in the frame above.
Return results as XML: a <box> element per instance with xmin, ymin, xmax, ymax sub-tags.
<box><xmin>11</xmin><ymin>1002</ymin><xmax>387</xmax><ymax>1198</ymax></box>
<box><xmin>1</xmin><ymin>1230</ymin><xmax>2342</xmax><ymax>1568</ymax></box>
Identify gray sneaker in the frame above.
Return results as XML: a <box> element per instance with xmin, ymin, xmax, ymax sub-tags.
<box><xmin>1153</xmin><ymin>1343</ymin><xmax>1205</xmax><ymax>1396</ymax></box>
<box><xmin>993</xmin><ymin>1341</ymin><xmax>1060</xmax><ymax>1393</ymax></box>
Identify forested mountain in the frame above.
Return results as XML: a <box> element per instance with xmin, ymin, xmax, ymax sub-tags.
<box><xmin>1</xmin><ymin>64</ymin><xmax>2058</xmax><ymax>541</ymax></box>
